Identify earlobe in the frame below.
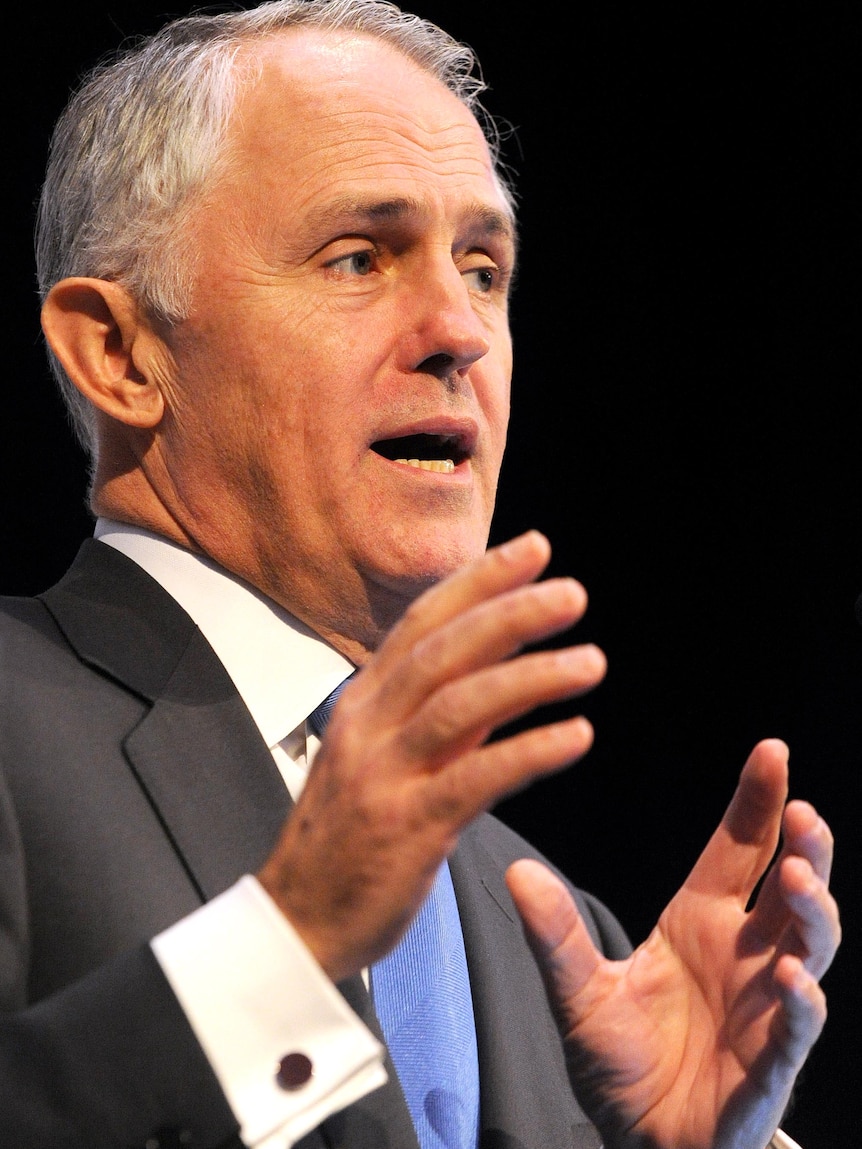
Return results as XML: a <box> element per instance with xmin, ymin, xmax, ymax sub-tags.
<box><xmin>41</xmin><ymin>277</ymin><xmax>166</xmax><ymax>429</ymax></box>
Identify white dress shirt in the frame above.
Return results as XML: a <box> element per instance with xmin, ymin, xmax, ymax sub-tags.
<box><xmin>769</xmin><ymin>1132</ymin><xmax>803</xmax><ymax>1149</ymax></box>
<box><xmin>94</xmin><ymin>519</ymin><xmax>386</xmax><ymax>1148</ymax></box>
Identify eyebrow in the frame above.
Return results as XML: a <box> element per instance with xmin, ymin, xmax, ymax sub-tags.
<box><xmin>305</xmin><ymin>195</ymin><xmax>518</xmax><ymax>253</ymax></box>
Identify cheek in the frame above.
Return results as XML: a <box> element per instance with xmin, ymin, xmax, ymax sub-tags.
<box><xmin>481</xmin><ymin>344</ymin><xmax>513</xmax><ymax>450</ymax></box>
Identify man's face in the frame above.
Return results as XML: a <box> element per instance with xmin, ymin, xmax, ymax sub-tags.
<box><xmin>154</xmin><ymin>30</ymin><xmax>515</xmax><ymax>650</ymax></box>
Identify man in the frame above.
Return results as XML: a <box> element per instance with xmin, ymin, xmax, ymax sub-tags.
<box><xmin>0</xmin><ymin>2</ymin><xmax>839</xmax><ymax>1147</ymax></box>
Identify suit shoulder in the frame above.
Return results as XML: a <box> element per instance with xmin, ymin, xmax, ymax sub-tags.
<box><xmin>0</xmin><ymin>593</ymin><xmax>66</xmax><ymax>652</ymax></box>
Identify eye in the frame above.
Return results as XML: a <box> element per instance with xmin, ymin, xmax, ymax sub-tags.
<box><xmin>327</xmin><ymin>249</ymin><xmax>375</xmax><ymax>277</ymax></box>
<box><xmin>462</xmin><ymin>261</ymin><xmax>503</xmax><ymax>295</ymax></box>
<box><xmin>464</xmin><ymin>266</ymin><xmax>496</xmax><ymax>293</ymax></box>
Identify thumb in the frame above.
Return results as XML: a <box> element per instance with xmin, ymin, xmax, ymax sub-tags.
<box><xmin>506</xmin><ymin>858</ymin><xmax>603</xmax><ymax>1008</ymax></box>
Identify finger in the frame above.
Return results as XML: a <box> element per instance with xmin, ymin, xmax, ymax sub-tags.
<box><xmin>782</xmin><ymin>800</ymin><xmax>834</xmax><ymax>884</ymax></box>
<box><xmin>505</xmin><ymin>858</ymin><xmax>604</xmax><ymax>1010</ymax></box>
<box><xmin>740</xmin><ymin>802</ymin><xmax>836</xmax><ymax>948</ymax></box>
<box><xmin>413</xmin><ymin>576</ymin><xmax>590</xmax><ymax>681</ymax></box>
<box><xmin>741</xmin><ymin>856</ymin><xmax>841</xmax><ymax>983</ymax></box>
<box><xmin>775</xmin><ymin>856</ymin><xmax>841</xmax><ymax>980</ymax></box>
<box><xmin>686</xmin><ymin>739</ymin><xmax>789</xmax><ymax>902</ymax></box>
<box><xmin>771</xmin><ymin>953</ymin><xmax>828</xmax><ymax>1068</ymax></box>
<box><xmin>434</xmin><ymin>715</ymin><xmax>597</xmax><ymax>822</ymax></box>
<box><xmin>372</xmin><ymin>530</ymin><xmax>555</xmax><ymax>672</ymax></box>
<box><xmin>400</xmin><ymin>643</ymin><xmax>606</xmax><ymax>766</ymax></box>
<box><xmin>369</xmin><ymin>576</ymin><xmax>591</xmax><ymax>729</ymax></box>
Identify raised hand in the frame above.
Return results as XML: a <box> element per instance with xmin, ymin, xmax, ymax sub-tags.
<box><xmin>506</xmin><ymin>738</ymin><xmax>840</xmax><ymax>1149</ymax></box>
<box><xmin>258</xmin><ymin>530</ymin><xmax>607</xmax><ymax>981</ymax></box>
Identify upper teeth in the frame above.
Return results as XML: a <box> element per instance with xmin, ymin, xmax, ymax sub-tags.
<box><xmin>395</xmin><ymin>458</ymin><xmax>455</xmax><ymax>473</ymax></box>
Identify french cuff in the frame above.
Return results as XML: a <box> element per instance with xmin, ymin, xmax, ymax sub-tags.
<box><xmin>769</xmin><ymin>1131</ymin><xmax>803</xmax><ymax>1149</ymax></box>
<box><xmin>152</xmin><ymin>874</ymin><xmax>386</xmax><ymax>1147</ymax></box>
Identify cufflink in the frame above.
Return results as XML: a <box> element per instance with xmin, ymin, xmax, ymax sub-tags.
<box><xmin>276</xmin><ymin>1051</ymin><xmax>314</xmax><ymax>1090</ymax></box>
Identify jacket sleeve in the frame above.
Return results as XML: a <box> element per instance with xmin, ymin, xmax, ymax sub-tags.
<box><xmin>0</xmin><ymin>765</ymin><xmax>244</xmax><ymax>1149</ymax></box>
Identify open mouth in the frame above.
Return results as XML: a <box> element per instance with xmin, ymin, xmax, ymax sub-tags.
<box><xmin>371</xmin><ymin>433</ymin><xmax>468</xmax><ymax>473</ymax></box>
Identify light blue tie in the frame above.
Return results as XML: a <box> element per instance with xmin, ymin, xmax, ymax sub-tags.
<box><xmin>308</xmin><ymin>680</ymin><xmax>480</xmax><ymax>1149</ymax></box>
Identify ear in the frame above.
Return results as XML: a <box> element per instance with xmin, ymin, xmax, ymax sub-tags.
<box><xmin>40</xmin><ymin>277</ymin><xmax>166</xmax><ymax>429</ymax></box>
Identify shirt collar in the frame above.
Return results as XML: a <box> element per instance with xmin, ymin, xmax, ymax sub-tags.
<box><xmin>94</xmin><ymin>518</ymin><xmax>354</xmax><ymax>748</ymax></box>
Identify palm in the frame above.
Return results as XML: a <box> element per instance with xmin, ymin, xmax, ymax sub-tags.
<box><xmin>559</xmin><ymin>893</ymin><xmax>789</xmax><ymax>1146</ymax></box>
<box><xmin>507</xmin><ymin>740</ymin><xmax>837</xmax><ymax>1149</ymax></box>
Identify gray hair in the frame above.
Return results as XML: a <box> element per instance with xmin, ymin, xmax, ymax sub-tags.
<box><xmin>35</xmin><ymin>0</ymin><xmax>515</xmax><ymax>457</ymax></box>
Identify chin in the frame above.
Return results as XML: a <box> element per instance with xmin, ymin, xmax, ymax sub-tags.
<box><xmin>368</xmin><ymin>527</ymin><xmax>489</xmax><ymax>595</ymax></box>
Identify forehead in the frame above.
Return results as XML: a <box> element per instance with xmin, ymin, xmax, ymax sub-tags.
<box><xmin>226</xmin><ymin>29</ymin><xmax>513</xmax><ymax>226</ymax></box>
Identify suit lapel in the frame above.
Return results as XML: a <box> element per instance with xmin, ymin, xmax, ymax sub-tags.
<box><xmin>122</xmin><ymin>638</ymin><xmax>290</xmax><ymax>899</ymax></box>
<box><xmin>451</xmin><ymin>820</ymin><xmax>603</xmax><ymax>1149</ymax></box>
<box><xmin>40</xmin><ymin>539</ymin><xmax>290</xmax><ymax>899</ymax></box>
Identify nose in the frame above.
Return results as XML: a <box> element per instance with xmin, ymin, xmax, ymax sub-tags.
<box><xmin>402</xmin><ymin>258</ymin><xmax>492</xmax><ymax>382</ymax></box>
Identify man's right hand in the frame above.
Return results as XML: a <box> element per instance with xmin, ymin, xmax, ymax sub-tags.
<box><xmin>257</xmin><ymin>529</ymin><xmax>606</xmax><ymax>981</ymax></box>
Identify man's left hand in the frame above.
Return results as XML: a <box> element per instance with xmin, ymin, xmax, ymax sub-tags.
<box><xmin>506</xmin><ymin>738</ymin><xmax>840</xmax><ymax>1149</ymax></box>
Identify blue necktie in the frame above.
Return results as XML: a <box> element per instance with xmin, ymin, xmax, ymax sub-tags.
<box><xmin>308</xmin><ymin>680</ymin><xmax>480</xmax><ymax>1149</ymax></box>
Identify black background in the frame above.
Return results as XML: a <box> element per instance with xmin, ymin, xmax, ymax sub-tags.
<box><xmin>5</xmin><ymin>2</ymin><xmax>860</xmax><ymax>1143</ymax></box>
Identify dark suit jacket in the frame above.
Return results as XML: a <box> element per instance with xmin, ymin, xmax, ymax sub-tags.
<box><xmin>0</xmin><ymin>539</ymin><xmax>631</xmax><ymax>1149</ymax></box>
